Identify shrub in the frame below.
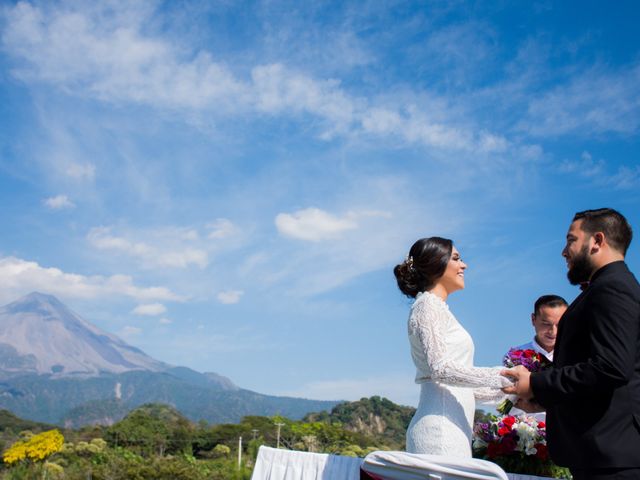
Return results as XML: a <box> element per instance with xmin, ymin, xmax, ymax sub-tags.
<box><xmin>3</xmin><ymin>429</ymin><xmax>64</xmax><ymax>465</ymax></box>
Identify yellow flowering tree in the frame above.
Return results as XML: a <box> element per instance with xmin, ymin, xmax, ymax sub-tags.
<box><xmin>3</xmin><ymin>429</ymin><xmax>65</xmax><ymax>465</ymax></box>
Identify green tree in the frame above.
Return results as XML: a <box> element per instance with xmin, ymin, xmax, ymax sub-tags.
<box><xmin>213</xmin><ymin>444</ymin><xmax>231</xmax><ymax>457</ymax></box>
<box><xmin>105</xmin><ymin>404</ymin><xmax>193</xmax><ymax>457</ymax></box>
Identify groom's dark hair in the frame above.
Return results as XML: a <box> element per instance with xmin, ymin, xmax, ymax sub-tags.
<box><xmin>534</xmin><ymin>295</ymin><xmax>568</xmax><ymax>315</ymax></box>
<box><xmin>574</xmin><ymin>208</ymin><xmax>632</xmax><ymax>255</ymax></box>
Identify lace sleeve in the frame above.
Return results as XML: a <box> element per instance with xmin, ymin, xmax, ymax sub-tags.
<box><xmin>473</xmin><ymin>387</ymin><xmax>508</xmax><ymax>403</ymax></box>
<box><xmin>411</xmin><ymin>296</ymin><xmax>507</xmax><ymax>389</ymax></box>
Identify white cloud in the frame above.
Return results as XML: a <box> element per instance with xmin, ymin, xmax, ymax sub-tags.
<box><xmin>87</xmin><ymin>226</ymin><xmax>209</xmax><ymax>269</ymax></box>
<box><xmin>478</xmin><ymin>132</ymin><xmax>509</xmax><ymax>153</ymax></box>
<box><xmin>601</xmin><ymin>165</ymin><xmax>640</xmax><ymax>190</ymax></box>
<box><xmin>43</xmin><ymin>194</ymin><xmax>75</xmax><ymax>209</ymax></box>
<box><xmin>181</xmin><ymin>230</ymin><xmax>199</xmax><ymax>241</ymax></box>
<box><xmin>1</xmin><ymin>1</ymin><xmax>509</xmax><ymax>153</ymax></box>
<box><xmin>156</xmin><ymin>249</ymin><xmax>209</xmax><ymax>269</ymax></box>
<box><xmin>252</xmin><ymin>64</ymin><xmax>507</xmax><ymax>150</ymax></box>
<box><xmin>402</xmin><ymin>109</ymin><xmax>474</xmax><ymax>150</ymax></box>
<box><xmin>88</xmin><ymin>227</ymin><xmax>151</xmax><ymax>255</ymax></box>
<box><xmin>275</xmin><ymin>207</ymin><xmax>358</xmax><ymax>241</ymax></box>
<box><xmin>121</xmin><ymin>326</ymin><xmax>142</xmax><ymax>337</ymax></box>
<box><xmin>557</xmin><ymin>151</ymin><xmax>605</xmax><ymax>177</ymax></box>
<box><xmin>279</xmin><ymin>375</ymin><xmax>418</xmax><ymax>407</ymax></box>
<box><xmin>363</xmin><ymin>101</ymin><xmax>512</xmax><ymax>153</ymax></box>
<box><xmin>360</xmin><ymin>107</ymin><xmax>403</xmax><ymax>134</ymax></box>
<box><xmin>216</xmin><ymin>290</ymin><xmax>244</xmax><ymax>305</ymax></box>
<box><xmin>252</xmin><ymin>63</ymin><xmax>356</xmax><ymax>136</ymax></box>
<box><xmin>132</xmin><ymin>303</ymin><xmax>166</xmax><ymax>316</ymax></box>
<box><xmin>207</xmin><ymin>218</ymin><xmax>238</xmax><ymax>240</ymax></box>
<box><xmin>2</xmin><ymin>2</ymin><xmax>246</xmax><ymax>111</ymax></box>
<box><xmin>556</xmin><ymin>151</ymin><xmax>639</xmax><ymax>190</ymax></box>
<box><xmin>520</xmin><ymin>64</ymin><xmax>640</xmax><ymax>137</ymax></box>
<box><xmin>0</xmin><ymin>256</ymin><xmax>182</xmax><ymax>305</ymax></box>
<box><xmin>159</xmin><ymin>317</ymin><xmax>172</xmax><ymax>325</ymax></box>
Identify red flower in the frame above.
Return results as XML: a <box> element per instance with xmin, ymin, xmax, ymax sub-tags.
<box><xmin>524</xmin><ymin>350</ymin><xmax>534</xmax><ymax>358</ymax></box>
<box><xmin>535</xmin><ymin>443</ymin><xmax>548</xmax><ymax>461</ymax></box>
<box><xmin>502</xmin><ymin>416</ymin><xmax>516</xmax><ymax>428</ymax></box>
<box><xmin>537</xmin><ymin>421</ymin><xmax>546</xmax><ymax>428</ymax></box>
<box><xmin>500</xmin><ymin>435</ymin><xmax>518</xmax><ymax>454</ymax></box>
<box><xmin>487</xmin><ymin>442</ymin><xmax>500</xmax><ymax>459</ymax></box>
<box><xmin>498</xmin><ymin>426</ymin><xmax>510</xmax><ymax>436</ymax></box>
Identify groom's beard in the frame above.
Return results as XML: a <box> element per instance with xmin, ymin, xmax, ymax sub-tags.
<box><xmin>567</xmin><ymin>245</ymin><xmax>594</xmax><ymax>285</ymax></box>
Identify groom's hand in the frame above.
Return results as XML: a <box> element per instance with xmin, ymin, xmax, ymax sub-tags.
<box><xmin>514</xmin><ymin>398</ymin><xmax>544</xmax><ymax>413</ymax></box>
<box><xmin>500</xmin><ymin>365</ymin><xmax>533</xmax><ymax>400</ymax></box>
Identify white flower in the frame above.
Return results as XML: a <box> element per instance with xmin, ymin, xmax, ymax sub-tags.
<box><xmin>472</xmin><ymin>437</ymin><xmax>488</xmax><ymax>449</ymax></box>
<box><xmin>513</xmin><ymin>419</ymin><xmax>540</xmax><ymax>456</ymax></box>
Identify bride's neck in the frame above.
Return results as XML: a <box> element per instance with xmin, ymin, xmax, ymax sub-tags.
<box><xmin>428</xmin><ymin>284</ymin><xmax>448</xmax><ymax>302</ymax></box>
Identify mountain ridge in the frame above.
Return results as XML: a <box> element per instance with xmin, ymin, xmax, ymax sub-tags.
<box><xmin>0</xmin><ymin>292</ymin><xmax>339</xmax><ymax>426</ymax></box>
<box><xmin>0</xmin><ymin>292</ymin><xmax>168</xmax><ymax>378</ymax></box>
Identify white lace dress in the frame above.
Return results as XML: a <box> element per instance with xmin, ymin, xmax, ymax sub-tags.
<box><xmin>406</xmin><ymin>291</ymin><xmax>507</xmax><ymax>457</ymax></box>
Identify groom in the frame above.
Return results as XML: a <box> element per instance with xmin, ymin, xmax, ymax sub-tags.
<box><xmin>503</xmin><ymin>208</ymin><xmax>640</xmax><ymax>480</ymax></box>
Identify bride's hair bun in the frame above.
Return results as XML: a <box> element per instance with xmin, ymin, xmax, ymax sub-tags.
<box><xmin>393</xmin><ymin>237</ymin><xmax>453</xmax><ymax>298</ymax></box>
<box><xmin>393</xmin><ymin>259</ymin><xmax>421</xmax><ymax>298</ymax></box>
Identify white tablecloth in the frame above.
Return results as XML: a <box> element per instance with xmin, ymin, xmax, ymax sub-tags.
<box><xmin>251</xmin><ymin>446</ymin><xmax>363</xmax><ymax>480</ymax></box>
<box><xmin>251</xmin><ymin>447</ymin><xmax>555</xmax><ymax>480</ymax></box>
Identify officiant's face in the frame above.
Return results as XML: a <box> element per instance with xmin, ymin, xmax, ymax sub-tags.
<box><xmin>532</xmin><ymin>305</ymin><xmax>565</xmax><ymax>353</ymax></box>
<box><xmin>563</xmin><ymin>219</ymin><xmax>596</xmax><ymax>285</ymax></box>
<box><xmin>440</xmin><ymin>246</ymin><xmax>467</xmax><ymax>293</ymax></box>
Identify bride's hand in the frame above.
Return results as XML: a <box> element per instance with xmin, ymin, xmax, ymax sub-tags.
<box><xmin>498</xmin><ymin>374</ymin><xmax>515</xmax><ymax>388</ymax></box>
<box><xmin>500</xmin><ymin>365</ymin><xmax>533</xmax><ymax>399</ymax></box>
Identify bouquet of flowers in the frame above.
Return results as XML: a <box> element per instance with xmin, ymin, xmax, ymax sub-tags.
<box><xmin>497</xmin><ymin>348</ymin><xmax>552</xmax><ymax>415</ymax></box>
<box><xmin>473</xmin><ymin>414</ymin><xmax>569</xmax><ymax>478</ymax></box>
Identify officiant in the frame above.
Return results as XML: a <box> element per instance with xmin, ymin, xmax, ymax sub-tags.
<box><xmin>506</xmin><ymin>295</ymin><xmax>566</xmax><ymax>419</ymax></box>
<box><xmin>511</xmin><ymin>294</ymin><xmax>567</xmax><ymax>363</ymax></box>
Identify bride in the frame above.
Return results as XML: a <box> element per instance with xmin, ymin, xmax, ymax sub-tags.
<box><xmin>394</xmin><ymin>237</ymin><xmax>510</xmax><ymax>458</ymax></box>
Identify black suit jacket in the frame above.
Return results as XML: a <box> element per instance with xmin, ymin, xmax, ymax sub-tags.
<box><xmin>530</xmin><ymin>261</ymin><xmax>640</xmax><ymax>468</ymax></box>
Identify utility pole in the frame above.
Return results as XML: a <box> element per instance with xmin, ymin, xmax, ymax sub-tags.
<box><xmin>274</xmin><ymin>422</ymin><xmax>285</xmax><ymax>449</ymax></box>
<box><xmin>238</xmin><ymin>436</ymin><xmax>242</xmax><ymax>468</ymax></box>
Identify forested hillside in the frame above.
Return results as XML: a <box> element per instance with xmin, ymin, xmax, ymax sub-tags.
<box><xmin>0</xmin><ymin>397</ymin><xmax>415</xmax><ymax>479</ymax></box>
<box><xmin>304</xmin><ymin>395</ymin><xmax>415</xmax><ymax>449</ymax></box>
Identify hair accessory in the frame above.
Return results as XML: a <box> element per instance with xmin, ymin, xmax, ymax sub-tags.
<box><xmin>405</xmin><ymin>255</ymin><xmax>414</xmax><ymax>271</ymax></box>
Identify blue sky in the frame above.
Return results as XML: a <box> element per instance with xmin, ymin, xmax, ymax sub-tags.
<box><xmin>1</xmin><ymin>0</ymin><xmax>639</xmax><ymax>407</ymax></box>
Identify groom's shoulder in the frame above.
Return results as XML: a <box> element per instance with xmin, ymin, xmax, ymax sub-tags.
<box><xmin>594</xmin><ymin>261</ymin><xmax>638</xmax><ymax>282</ymax></box>
<box><xmin>591</xmin><ymin>262</ymin><xmax>640</xmax><ymax>296</ymax></box>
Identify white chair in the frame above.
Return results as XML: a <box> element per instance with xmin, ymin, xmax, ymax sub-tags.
<box><xmin>361</xmin><ymin>451</ymin><xmax>509</xmax><ymax>480</ymax></box>
<box><xmin>251</xmin><ymin>446</ymin><xmax>363</xmax><ymax>480</ymax></box>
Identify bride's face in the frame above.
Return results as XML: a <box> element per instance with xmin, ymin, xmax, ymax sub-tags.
<box><xmin>439</xmin><ymin>246</ymin><xmax>467</xmax><ymax>294</ymax></box>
